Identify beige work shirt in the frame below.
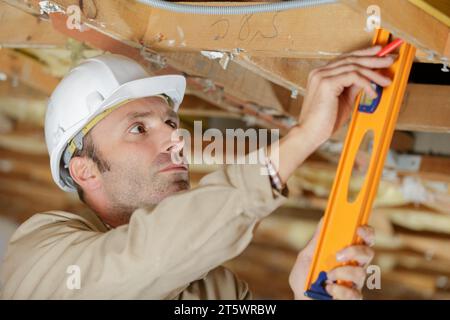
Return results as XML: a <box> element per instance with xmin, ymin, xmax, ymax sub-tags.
<box><xmin>0</xmin><ymin>159</ymin><xmax>287</xmax><ymax>299</ymax></box>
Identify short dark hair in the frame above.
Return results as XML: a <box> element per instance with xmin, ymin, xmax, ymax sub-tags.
<box><xmin>72</xmin><ymin>131</ymin><xmax>111</xmax><ymax>204</ymax></box>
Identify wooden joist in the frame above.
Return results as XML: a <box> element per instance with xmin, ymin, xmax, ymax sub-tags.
<box><xmin>372</xmin><ymin>207</ymin><xmax>450</xmax><ymax>236</ymax></box>
<box><xmin>408</xmin><ymin>0</ymin><xmax>450</xmax><ymax>27</ymax></box>
<box><xmin>1</xmin><ymin>57</ymin><xmax>449</xmax><ymax>133</ymax></box>
<box><xmin>0</xmin><ymin>82</ymin><xmax>47</xmax><ymax>127</ymax></box>
<box><xmin>0</xmin><ymin>130</ymin><xmax>47</xmax><ymax>155</ymax></box>
<box><xmin>0</xmin><ymin>175</ymin><xmax>77</xmax><ymax>208</ymax></box>
<box><xmin>163</xmin><ymin>51</ymin><xmax>286</xmax><ymax>111</ymax></box>
<box><xmin>0</xmin><ymin>148</ymin><xmax>51</xmax><ymax>179</ymax></box>
<box><xmin>398</xmin><ymin>84</ymin><xmax>450</xmax><ymax>133</ymax></box>
<box><xmin>3</xmin><ymin>0</ymin><xmax>447</xmax><ymax>62</ymax></box>
<box><xmin>234</xmin><ymin>56</ymin><xmax>327</xmax><ymax>95</ymax></box>
<box><xmin>26</xmin><ymin>2</ymin><xmax>292</xmax><ymax>128</ymax></box>
<box><xmin>12</xmin><ymin>0</ymin><xmax>370</xmax><ymax>58</ymax></box>
<box><xmin>0</xmin><ymin>96</ymin><xmax>47</xmax><ymax>128</ymax></box>
<box><xmin>0</xmin><ymin>0</ymin><xmax>289</xmax><ymax>110</ymax></box>
<box><xmin>3</xmin><ymin>1</ymin><xmax>450</xmax><ymax>132</ymax></box>
<box><xmin>399</xmin><ymin>233</ymin><xmax>450</xmax><ymax>261</ymax></box>
<box><xmin>0</xmin><ymin>1</ymin><xmax>67</xmax><ymax>48</ymax></box>
<box><xmin>343</xmin><ymin>0</ymin><xmax>450</xmax><ymax>61</ymax></box>
<box><xmin>143</xmin><ymin>2</ymin><xmax>372</xmax><ymax>58</ymax></box>
<box><xmin>178</xmin><ymin>94</ymin><xmax>241</xmax><ymax>119</ymax></box>
<box><xmin>143</xmin><ymin>1</ymin><xmax>449</xmax><ymax>61</ymax></box>
<box><xmin>0</xmin><ymin>49</ymin><xmax>59</xmax><ymax>96</ymax></box>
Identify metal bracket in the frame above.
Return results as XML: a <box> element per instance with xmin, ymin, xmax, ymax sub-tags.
<box><xmin>140</xmin><ymin>46</ymin><xmax>167</xmax><ymax>70</ymax></box>
<box><xmin>290</xmin><ymin>88</ymin><xmax>299</xmax><ymax>99</ymax></box>
<box><xmin>39</xmin><ymin>1</ymin><xmax>64</xmax><ymax>15</ymax></box>
<box><xmin>200</xmin><ymin>50</ymin><xmax>234</xmax><ymax>70</ymax></box>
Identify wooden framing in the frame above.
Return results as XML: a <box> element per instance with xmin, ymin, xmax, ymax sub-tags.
<box><xmin>0</xmin><ymin>0</ymin><xmax>450</xmax><ymax>301</ymax></box>
<box><xmin>0</xmin><ymin>1</ymin><xmax>67</xmax><ymax>48</ymax></box>
<box><xmin>2</xmin><ymin>0</ymin><xmax>449</xmax><ymax>132</ymax></box>
<box><xmin>0</xmin><ymin>49</ymin><xmax>59</xmax><ymax>95</ymax></box>
<box><xmin>398</xmin><ymin>84</ymin><xmax>450</xmax><ymax>133</ymax></box>
<box><xmin>3</xmin><ymin>0</ymin><xmax>446</xmax><ymax>61</ymax></box>
<box><xmin>342</xmin><ymin>0</ymin><xmax>450</xmax><ymax>61</ymax></box>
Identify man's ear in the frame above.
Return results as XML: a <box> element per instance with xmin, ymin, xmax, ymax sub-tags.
<box><xmin>69</xmin><ymin>156</ymin><xmax>101</xmax><ymax>191</ymax></box>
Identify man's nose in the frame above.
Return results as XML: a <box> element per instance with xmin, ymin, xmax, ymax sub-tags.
<box><xmin>163</xmin><ymin>129</ymin><xmax>185</xmax><ymax>154</ymax></box>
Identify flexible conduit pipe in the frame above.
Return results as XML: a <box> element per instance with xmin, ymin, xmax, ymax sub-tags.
<box><xmin>137</xmin><ymin>0</ymin><xmax>337</xmax><ymax>15</ymax></box>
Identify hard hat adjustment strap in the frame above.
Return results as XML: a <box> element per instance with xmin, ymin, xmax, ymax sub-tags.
<box><xmin>60</xmin><ymin>95</ymin><xmax>174</xmax><ymax>188</ymax></box>
<box><xmin>61</xmin><ymin>99</ymin><xmax>133</xmax><ymax>176</ymax></box>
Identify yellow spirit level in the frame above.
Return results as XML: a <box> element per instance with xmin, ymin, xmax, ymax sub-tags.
<box><xmin>304</xmin><ymin>29</ymin><xmax>416</xmax><ymax>299</ymax></box>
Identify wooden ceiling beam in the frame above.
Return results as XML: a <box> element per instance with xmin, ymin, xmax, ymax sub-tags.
<box><xmin>0</xmin><ymin>1</ymin><xmax>67</xmax><ymax>48</ymax></box>
<box><xmin>4</xmin><ymin>1</ymin><xmax>450</xmax><ymax>133</ymax></box>
<box><xmin>0</xmin><ymin>49</ymin><xmax>59</xmax><ymax>96</ymax></box>
<box><xmin>343</xmin><ymin>0</ymin><xmax>450</xmax><ymax>61</ymax></box>
<box><xmin>0</xmin><ymin>81</ymin><xmax>47</xmax><ymax>127</ymax></box>
<box><xmin>398</xmin><ymin>84</ymin><xmax>450</xmax><ymax>133</ymax></box>
<box><xmin>162</xmin><ymin>51</ymin><xmax>286</xmax><ymax>111</ymax></box>
<box><xmin>408</xmin><ymin>0</ymin><xmax>450</xmax><ymax>27</ymax></box>
<box><xmin>178</xmin><ymin>94</ymin><xmax>240</xmax><ymax>119</ymax></box>
<box><xmin>0</xmin><ymin>130</ymin><xmax>47</xmax><ymax>155</ymax></box>
<box><xmin>35</xmin><ymin>2</ymin><xmax>295</xmax><ymax>129</ymax></box>
<box><xmin>142</xmin><ymin>2</ymin><xmax>371</xmax><ymax>58</ymax></box>
<box><xmin>0</xmin><ymin>158</ymin><xmax>53</xmax><ymax>186</ymax></box>
<box><xmin>4</xmin><ymin>1</ymin><xmax>446</xmax><ymax>61</ymax></box>
<box><xmin>0</xmin><ymin>83</ymin><xmax>448</xmax><ymax>136</ymax></box>
<box><xmin>0</xmin><ymin>175</ymin><xmax>77</xmax><ymax>208</ymax></box>
<box><xmin>234</xmin><ymin>56</ymin><xmax>327</xmax><ymax>95</ymax></box>
<box><xmin>16</xmin><ymin>0</ymin><xmax>368</xmax><ymax>59</ymax></box>
<box><xmin>1</xmin><ymin>1</ymin><xmax>294</xmax><ymax>130</ymax></box>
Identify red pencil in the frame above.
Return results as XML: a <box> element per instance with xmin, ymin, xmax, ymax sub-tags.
<box><xmin>376</xmin><ymin>38</ymin><xmax>404</xmax><ymax>57</ymax></box>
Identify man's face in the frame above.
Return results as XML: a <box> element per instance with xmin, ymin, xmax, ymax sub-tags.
<box><xmin>88</xmin><ymin>96</ymin><xmax>189</xmax><ymax>221</ymax></box>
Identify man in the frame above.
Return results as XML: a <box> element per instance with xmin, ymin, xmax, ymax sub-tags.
<box><xmin>0</xmin><ymin>46</ymin><xmax>393</xmax><ymax>299</ymax></box>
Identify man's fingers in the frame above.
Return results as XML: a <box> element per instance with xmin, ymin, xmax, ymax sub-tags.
<box><xmin>324</xmin><ymin>55</ymin><xmax>394</xmax><ymax>71</ymax></box>
<box><xmin>325</xmin><ymin>45</ymin><xmax>394</xmax><ymax>68</ymax></box>
<box><xmin>336</xmin><ymin>245</ymin><xmax>375</xmax><ymax>266</ymax></box>
<box><xmin>349</xmin><ymin>45</ymin><xmax>382</xmax><ymax>57</ymax></box>
<box><xmin>317</xmin><ymin>64</ymin><xmax>392</xmax><ymax>87</ymax></box>
<box><xmin>357</xmin><ymin>225</ymin><xmax>375</xmax><ymax>247</ymax></box>
<box><xmin>322</xmin><ymin>72</ymin><xmax>377</xmax><ymax>99</ymax></box>
<box><xmin>325</xmin><ymin>284</ymin><xmax>362</xmax><ymax>300</ymax></box>
<box><xmin>330</xmin><ymin>46</ymin><xmax>382</xmax><ymax>63</ymax></box>
<box><xmin>327</xmin><ymin>266</ymin><xmax>366</xmax><ymax>290</ymax></box>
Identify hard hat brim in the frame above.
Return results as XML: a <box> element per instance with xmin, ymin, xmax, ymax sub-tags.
<box><xmin>100</xmin><ymin>74</ymin><xmax>186</xmax><ymax>113</ymax></box>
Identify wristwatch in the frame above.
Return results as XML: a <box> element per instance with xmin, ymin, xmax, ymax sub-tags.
<box><xmin>265</xmin><ymin>156</ymin><xmax>289</xmax><ymax>197</ymax></box>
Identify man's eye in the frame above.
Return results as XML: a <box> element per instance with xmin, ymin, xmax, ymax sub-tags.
<box><xmin>165</xmin><ymin>119</ymin><xmax>178</xmax><ymax>129</ymax></box>
<box><xmin>129</xmin><ymin>123</ymin><xmax>146</xmax><ymax>134</ymax></box>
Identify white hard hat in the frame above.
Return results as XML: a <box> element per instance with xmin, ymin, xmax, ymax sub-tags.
<box><xmin>45</xmin><ymin>54</ymin><xmax>186</xmax><ymax>192</ymax></box>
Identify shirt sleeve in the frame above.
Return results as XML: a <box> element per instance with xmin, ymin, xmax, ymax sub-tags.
<box><xmin>173</xmin><ymin>266</ymin><xmax>252</xmax><ymax>300</ymax></box>
<box><xmin>1</xmin><ymin>150</ymin><xmax>287</xmax><ymax>299</ymax></box>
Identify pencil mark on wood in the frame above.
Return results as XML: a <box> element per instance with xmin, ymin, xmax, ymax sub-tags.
<box><xmin>238</xmin><ymin>13</ymin><xmax>279</xmax><ymax>43</ymax></box>
<box><xmin>249</xmin><ymin>12</ymin><xmax>279</xmax><ymax>44</ymax></box>
<box><xmin>238</xmin><ymin>14</ymin><xmax>252</xmax><ymax>41</ymax></box>
<box><xmin>210</xmin><ymin>18</ymin><xmax>230</xmax><ymax>40</ymax></box>
<box><xmin>210</xmin><ymin>13</ymin><xmax>279</xmax><ymax>43</ymax></box>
